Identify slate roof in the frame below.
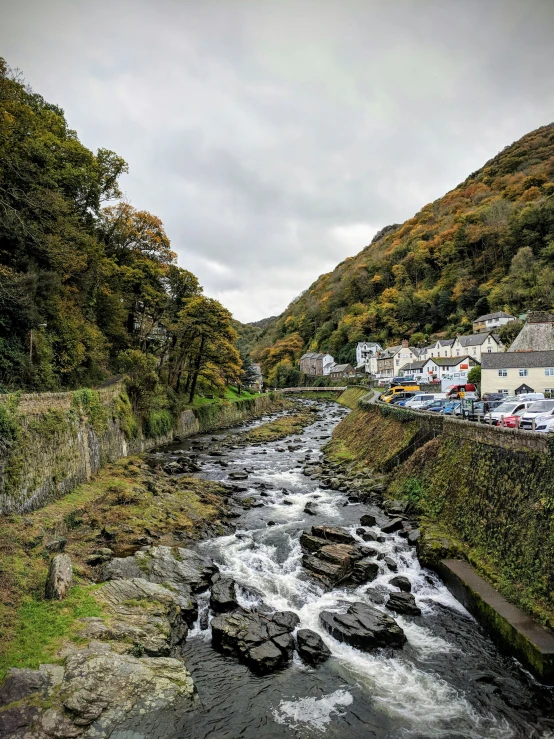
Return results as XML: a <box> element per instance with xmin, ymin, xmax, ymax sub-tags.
<box><xmin>432</xmin><ymin>355</ymin><xmax>478</xmax><ymax>366</ymax></box>
<box><xmin>456</xmin><ymin>334</ymin><xmax>499</xmax><ymax>347</ymax></box>
<box><xmin>482</xmin><ymin>350</ymin><xmax>554</xmax><ymax>369</ymax></box>
<box><xmin>438</xmin><ymin>339</ymin><xmax>454</xmax><ymax>347</ymax></box>
<box><xmin>331</xmin><ymin>363</ymin><xmax>353</xmax><ymax>372</ymax></box>
<box><xmin>474</xmin><ymin>312</ymin><xmax>515</xmax><ymax>322</ymax></box>
<box><xmin>399</xmin><ymin>360</ymin><xmax>430</xmax><ymax>371</ymax></box>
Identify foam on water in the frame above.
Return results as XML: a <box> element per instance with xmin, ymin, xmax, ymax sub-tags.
<box><xmin>273</xmin><ymin>689</ymin><xmax>354</xmax><ymax>730</ymax></box>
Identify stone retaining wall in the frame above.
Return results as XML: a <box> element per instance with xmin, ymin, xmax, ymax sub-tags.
<box><xmin>0</xmin><ymin>391</ymin><xmax>282</xmax><ymax>515</ymax></box>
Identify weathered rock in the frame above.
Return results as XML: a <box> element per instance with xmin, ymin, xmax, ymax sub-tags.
<box><xmin>348</xmin><ymin>558</ymin><xmax>379</xmax><ymax>585</ymax></box>
<box><xmin>407</xmin><ymin>529</ymin><xmax>421</xmax><ymax>545</ymax></box>
<box><xmin>211</xmin><ymin>609</ymin><xmax>297</xmax><ymax>674</ymax></box>
<box><xmin>361</xmin><ymin>531</ymin><xmax>379</xmax><ymax>542</ymax></box>
<box><xmin>272</xmin><ymin>611</ymin><xmax>300</xmax><ymax>631</ymax></box>
<box><xmin>45</xmin><ymin>538</ymin><xmax>66</xmax><ymax>553</ymax></box>
<box><xmin>317</xmin><ymin>543</ymin><xmax>363</xmax><ymax>567</ymax></box>
<box><xmin>311</xmin><ymin>525</ymin><xmax>356</xmax><ymax>545</ymax></box>
<box><xmin>381</xmin><ymin>518</ymin><xmax>404</xmax><ymax>534</ymax></box>
<box><xmin>384</xmin><ymin>556</ymin><xmax>398</xmax><ymax>572</ymax></box>
<box><xmin>296</xmin><ymin>629</ymin><xmax>331</xmax><ymax>665</ymax></box>
<box><xmin>360</xmin><ymin>514</ymin><xmax>376</xmax><ymax>527</ymax></box>
<box><xmin>386</xmin><ymin>592</ymin><xmax>421</xmax><ymax>616</ymax></box>
<box><xmin>299</xmin><ymin>532</ymin><xmax>327</xmax><ymax>553</ymax></box>
<box><xmin>210</xmin><ymin>577</ymin><xmax>237</xmax><ymax>612</ymax></box>
<box><xmin>304</xmin><ymin>502</ymin><xmax>318</xmax><ymax>515</ymax></box>
<box><xmin>45</xmin><ymin>554</ymin><xmax>73</xmax><ymax>600</ymax></box>
<box><xmin>102</xmin><ymin>545</ymin><xmax>215</xmax><ymax>594</ymax></box>
<box><xmin>302</xmin><ymin>554</ymin><xmax>347</xmax><ymax>589</ymax></box>
<box><xmin>320</xmin><ymin>602</ymin><xmax>406</xmax><ymax>650</ymax></box>
<box><xmin>389</xmin><ymin>575</ymin><xmax>412</xmax><ymax>593</ymax></box>
<box><xmin>229</xmin><ymin>470</ymin><xmax>249</xmax><ymax>480</ymax></box>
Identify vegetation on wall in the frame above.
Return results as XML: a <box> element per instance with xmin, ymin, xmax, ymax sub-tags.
<box><xmin>0</xmin><ymin>58</ymin><xmax>241</xmax><ymax>401</ymax></box>
<box><xmin>253</xmin><ymin>124</ymin><xmax>554</xmax><ymax>378</ymax></box>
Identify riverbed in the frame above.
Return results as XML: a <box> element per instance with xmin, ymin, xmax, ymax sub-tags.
<box><xmin>152</xmin><ymin>399</ymin><xmax>554</xmax><ymax>738</ymax></box>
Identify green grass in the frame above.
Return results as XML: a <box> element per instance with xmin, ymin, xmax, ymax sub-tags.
<box><xmin>189</xmin><ymin>386</ymin><xmax>261</xmax><ymax>408</ymax></box>
<box><xmin>0</xmin><ymin>585</ymin><xmax>104</xmax><ymax>679</ymax></box>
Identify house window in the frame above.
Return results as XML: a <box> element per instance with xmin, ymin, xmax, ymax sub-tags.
<box><xmin>473</xmin><ymin>348</ymin><xmax>476</xmax><ymax>354</ymax></box>
<box><xmin>519</xmin><ymin>369</ymin><xmax>528</xmax><ymax>377</ymax></box>
<box><xmin>498</xmin><ymin>389</ymin><xmax>509</xmax><ymax>394</ymax></box>
<box><xmin>498</xmin><ymin>369</ymin><xmax>507</xmax><ymax>377</ymax></box>
<box><xmin>487</xmin><ymin>337</ymin><xmax>491</xmax><ymax>342</ymax></box>
<box><xmin>487</xmin><ymin>348</ymin><xmax>492</xmax><ymax>353</ymax></box>
<box><xmin>545</xmin><ymin>368</ymin><xmax>554</xmax><ymax>376</ymax></box>
<box><xmin>456</xmin><ymin>350</ymin><xmax>460</xmax><ymax>356</ymax></box>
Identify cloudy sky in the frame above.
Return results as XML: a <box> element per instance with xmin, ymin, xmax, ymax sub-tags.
<box><xmin>2</xmin><ymin>0</ymin><xmax>554</xmax><ymax>321</ymax></box>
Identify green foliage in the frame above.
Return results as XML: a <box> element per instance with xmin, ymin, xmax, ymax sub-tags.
<box><xmin>144</xmin><ymin>409</ymin><xmax>173</xmax><ymax>438</ymax></box>
<box><xmin>72</xmin><ymin>388</ymin><xmax>108</xmax><ymax>434</ymax></box>
<box><xmin>115</xmin><ymin>390</ymin><xmax>139</xmax><ymax>439</ymax></box>
<box><xmin>0</xmin><ymin>397</ymin><xmax>21</xmax><ymax>446</ymax></box>
<box><xmin>255</xmin><ymin>123</ymin><xmax>554</xmax><ymax>370</ymax></box>
<box><xmin>0</xmin><ymin>586</ymin><xmax>103</xmax><ymax>679</ymax></box>
<box><xmin>467</xmin><ymin>366</ymin><xmax>481</xmax><ymax>384</ymax></box>
<box><xmin>378</xmin><ymin>403</ymin><xmax>414</xmax><ymax>423</ymax></box>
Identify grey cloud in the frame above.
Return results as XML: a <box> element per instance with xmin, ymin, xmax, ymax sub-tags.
<box><xmin>1</xmin><ymin>0</ymin><xmax>554</xmax><ymax>319</ymax></box>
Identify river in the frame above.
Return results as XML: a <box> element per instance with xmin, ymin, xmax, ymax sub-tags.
<box><xmin>151</xmin><ymin>399</ymin><xmax>554</xmax><ymax>738</ymax></box>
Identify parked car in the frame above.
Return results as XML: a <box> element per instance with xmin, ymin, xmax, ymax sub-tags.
<box><xmin>388</xmin><ymin>392</ymin><xmax>417</xmax><ymax>405</ymax></box>
<box><xmin>484</xmin><ymin>399</ymin><xmax>538</xmax><ymax>426</ymax></box>
<box><xmin>535</xmin><ymin>417</ymin><xmax>554</xmax><ymax>432</ymax></box>
<box><xmin>497</xmin><ymin>411</ymin><xmax>526</xmax><ymax>428</ymax></box>
<box><xmin>380</xmin><ymin>384</ymin><xmax>420</xmax><ymax>403</ymax></box>
<box><xmin>518</xmin><ymin>399</ymin><xmax>554</xmax><ymax>430</ymax></box>
<box><xmin>441</xmin><ymin>401</ymin><xmax>461</xmax><ymax>415</ymax></box>
<box><xmin>391</xmin><ymin>376</ymin><xmax>415</xmax><ymax>386</ymax></box>
<box><xmin>420</xmin><ymin>399</ymin><xmax>449</xmax><ymax>412</ymax></box>
<box><xmin>482</xmin><ymin>392</ymin><xmax>507</xmax><ymax>403</ymax></box>
<box><xmin>465</xmin><ymin>399</ymin><xmax>503</xmax><ymax>421</ymax></box>
<box><xmin>404</xmin><ymin>393</ymin><xmax>446</xmax><ymax>409</ymax></box>
<box><xmin>446</xmin><ymin>383</ymin><xmax>477</xmax><ymax>398</ymax></box>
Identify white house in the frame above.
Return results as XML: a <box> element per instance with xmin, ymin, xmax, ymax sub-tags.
<box><xmin>419</xmin><ymin>339</ymin><xmax>454</xmax><ymax>360</ymax></box>
<box><xmin>450</xmin><ymin>333</ymin><xmax>504</xmax><ymax>362</ymax></box>
<box><xmin>356</xmin><ymin>341</ymin><xmax>382</xmax><ymax>367</ymax></box>
<box><xmin>430</xmin><ymin>355</ymin><xmax>480</xmax><ymax>381</ymax></box>
<box><xmin>377</xmin><ymin>340</ymin><xmax>419</xmax><ymax>377</ymax></box>
<box><xmin>473</xmin><ymin>311</ymin><xmax>516</xmax><ymax>334</ymax></box>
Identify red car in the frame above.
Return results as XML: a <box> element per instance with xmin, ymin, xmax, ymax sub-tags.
<box><xmin>498</xmin><ymin>414</ymin><xmax>522</xmax><ymax>428</ymax></box>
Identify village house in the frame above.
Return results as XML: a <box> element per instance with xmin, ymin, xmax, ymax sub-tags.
<box><xmin>399</xmin><ymin>356</ymin><xmax>479</xmax><ymax>382</ymax></box>
<box><xmin>418</xmin><ymin>339</ymin><xmax>455</xmax><ymax>360</ymax></box>
<box><xmin>299</xmin><ymin>352</ymin><xmax>335</xmax><ymax>376</ymax></box>
<box><xmin>329</xmin><ymin>363</ymin><xmax>355</xmax><ymax>380</ymax></box>
<box><xmin>450</xmin><ymin>332</ymin><xmax>504</xmax><ymax>361</ymax></box>
<box><xmin>481</xmin><ymin>312</ymin><xmax>554</xmax><ymax>396</ymax></box>
<box><xmin>355</xmin><ymin>341</ymin><xmax>382</xmax><ymax>368</ymax></box>
<box><xmin>376</xmin><ymin>340</ymin><xmax>419</xmax><ymax>378</ymax></box>
<box><xmin>473</xmin><ymin>311</ymin><xmax>516</xmax><ymax>334</ymax></box>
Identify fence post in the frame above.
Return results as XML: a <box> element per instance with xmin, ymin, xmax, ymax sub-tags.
<box><xmin>532</xmin><ymin>418</ymin><xmax>536</xmax><ymax>432</ymax></box>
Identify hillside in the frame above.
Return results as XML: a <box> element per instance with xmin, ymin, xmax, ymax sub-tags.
<box><xmin>253</xmin><ymin>124</ymin><xmax>554</xmax><ymax>383</ymax></box>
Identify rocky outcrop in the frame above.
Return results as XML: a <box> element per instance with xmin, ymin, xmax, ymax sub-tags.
<box><xmin>296</xmin><ymin>629</ymin><xmax>331</xmax><ymax>665</ymax></box>
<box><xmin>210</xmin><ymin>576</ymin><xmax>238</xmax><ymax>612</ymax></box>
<box><xmin>0</xmin><ymin>642</ymin><xmax>198</xmax><ymax>738</ymax></box>
<box><xmin>320</xmin><ymin>602</ymin><xmax>406</xmax><ymax>650</ymax></box>
<box><xmin>300</xmin><ymin>526</ymin><xmax>379</xmax><ymax>589</ymax></box>
<box><xmin>211</xmin><ymin>609</ymin><xmax>299</xmax><ymax>674</ymax></box>
<box><xmin>389</xmin><ymin>575</ymin><xmax>411</xmax><ymax>593</ymax></box>
<box><xmin>45</xmin><ymin>554</ymin><xmax>73</xmax><ymax>600</ymax></box>
<box><xmin>386</xmin><ymin>592</ymin><xmax>421</xmax><ymax>616</ymax></box>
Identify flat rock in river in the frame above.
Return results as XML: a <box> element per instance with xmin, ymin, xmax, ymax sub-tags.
<box><xmin>296</xmin><ymin>629</ymin><xmax>331</xmax><ymax>665</ymax></box>
<box><xmin>386</xmin><ymin>592</ymin><xmax>421</xmax><ymax>616</ymax></box>
<box><xmin>311</xmin><ymin>525</ymin><xmax>356</xmax><ymax>545</ymax></box>
<box><xmin>320</xmin><ymin>602</ymin><xmax>406</xmax><ymax>650</ymax></box>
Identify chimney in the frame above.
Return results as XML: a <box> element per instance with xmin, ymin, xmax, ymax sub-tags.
<box><xmin>402</xmin><ymin>339</ymin><xmax>408</xmax><ymax>348</ymax></box>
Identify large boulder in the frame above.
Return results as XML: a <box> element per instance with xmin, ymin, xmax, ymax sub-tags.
<box><xmin>101</xmin><ymin>545</ymin><xmax>215</xmax><ymax>594</ymax></box>
<box><xmin>0</xmin><ymin>643</ymin><xmax>197</xmax><ymax>739</ymax></box>
<box><xmin>320</xmin><ymin>602</ymin><xmax>406</xmax><ymax>650</ymax></box>
<box><xmin>349</xmin><ymin>558</ymin><xmax>379</xmax><ymax>585</ymax></box>
<box><xmin>210</xmin><ymin>576</ymin><xmax>237</xmax><ymax>612</ymax></box>
<box><xmin>299</xmin><ymin>532</ymin><xmax>328</xmax><ymax>554</ymax></box>
<box><xmin>296</xmin><ymin>629</ymin><xmax>331</xmax><ymax>665</ymax></box>
<box><xmin>380</xmin><ymin>518</ymin><xmax>404</xmax><ymax>534</ymax></box>
<box><xmin>311</xmin><ymin>526</ymin><xmax>356</xmax><ymax>545</ymax></box>
<box><xmin>386</xmin><ymin>592</ymin><xmax>421</xmax><ymax>616</ymax></box>
<box><xmin>45</xmin><ymin>554</ymin><xmax>73</xmax><ymax>600</ymax></box>
<box><xmin>389</xmin><ymin>575</ymin><xmax>412</xmax><ymax>593</ymax></box>
<box><xmin>211</xmin><ymin>609</ymin><xmax>298</xmax><ymax>674</ymax></box>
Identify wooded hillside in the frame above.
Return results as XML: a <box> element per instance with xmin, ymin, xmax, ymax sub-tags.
<box><xmin>253</xmin><ymin>124</ymin><xmax>554</xmax><ymax>383</ymax></box>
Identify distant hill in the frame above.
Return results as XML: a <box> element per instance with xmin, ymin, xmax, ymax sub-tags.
<box><xmin>253</xmin><ymin>124</ymin><xmax>554</xmax><ymax>384</ymax></box>
<box><xmin>248</xmin><ymin>316</ymin><xmax>278</xmax><ymax>329</ymax></box>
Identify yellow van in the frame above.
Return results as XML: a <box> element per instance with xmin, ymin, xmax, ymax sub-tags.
<box><xmin>380</xmin><ymin>384</ymin><xmax>420</xmax><ymax>403</ymax></box>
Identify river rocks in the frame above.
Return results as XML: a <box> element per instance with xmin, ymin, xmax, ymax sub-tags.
<box><xmin>349</xmin><ymin>558</ymin><xmax>379</xmax><ymax>585</ymax></box>
<box><xmin>304</xmin><ymin>502</ymin><xmax>318</xmax><ymax>515</ymax></box>
<box><xmin>311</xmin><ymin>525</ymin><xmax>356</xmax><ymax>545</ymax></box>
<box><xmin>229</xmin><ymin>470</ymin><xmax>249</xmax><ymax>480</ymax></box>
<box><xmin>384</xmin><ymin>556</ymin><xmax>398</xmax><ymax>572</ymax></box>
<box><xmin>320</xmin><ymin>602</ymin><xmax>406</xmax><ymax>650</ymax></box>
<box><xmin>380</xmin><ymin>518</ymin><xmax>404</xmax><ymax>534</ymax></box>
<box><xmin>296</xmin><ymin>629</ymin><xmax>331</xmax><ymax>665</ymax></box>
<box><xmin>102</xmin><ymin>545</ymin><xmax>216</xmax><ymax>594</ymax></box>
<box><xmin>407</xmin><ymin>529</ymin><xmax>421</xmax><ymax>545</ymax></box>
<box><xmin>360</xmin><ymin>514</ymin><xmax>376</xmax><ymax>527</ymax></box>
<box><xmin>272</xmin><ymin>610</ymin><xmax>300</xmax><ymax>631</ymax></box>
<box><xmin>299</xmin><ymin>532</ymin><xmax>327</xmax><ymax>553</ymax></box>
<box><xmin>389</xmin><ymin>575</ymin><xmax>412</xmax><ymax>592</ymax></box>
<box><xmin>211</xmin><ymin>609</ymin><xmax>298</xmax><ymax>674</ymax></box>
<box><xmin>0</xmin><ymin>643</ymin><xmax>198</xmax><ymax>739</ymax></box>
<box><xmin>386</xmin><ymin>592</ymin><xmax>421</xmax><ymax>616</ymax></box>
<box><xmin>210</xmin><ymin>576</ymin><xmax>238</xmax><ymax>612</ymax></box>
<box><xmin>45</xmin><ymin>554</ymin><xmax>73</xmax><ymax>600</ymax></box>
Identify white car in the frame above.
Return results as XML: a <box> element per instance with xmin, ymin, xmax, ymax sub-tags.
<box><xmin>518</xmin><ymin>399</ymin><xmax>554</xmax><ymax>430</ymax></box>
<box><xmin>484</xmin><ymin>399</ymin><xmax>538</xmax><ymax>426</ymax></box>
<box><xmin>534</xmin><ymin>416</ymin><xmax>554</xmax><ymax>433</ymax></box>
<box><xmin>404</xmin><ymin>393</ymin><xmax>446</xmax><ymax>409</ymax></box>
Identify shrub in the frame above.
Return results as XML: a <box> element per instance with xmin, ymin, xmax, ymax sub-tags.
<box><xmin>144</xmin><ymin>409</ymin><xmax>173</xmax><ymax>438</ymax></box>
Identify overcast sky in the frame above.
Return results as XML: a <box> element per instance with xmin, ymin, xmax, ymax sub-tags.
<box><xmin>2</xmin><ymin>0</ymin><xmax>554</xmax><ymax>321</ymax></box>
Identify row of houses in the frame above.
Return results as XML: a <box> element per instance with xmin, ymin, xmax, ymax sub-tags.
<box><xmin>298</xmin><ymin>352</ymin><xmax>356</xmax><ymax>379</ymax></box>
